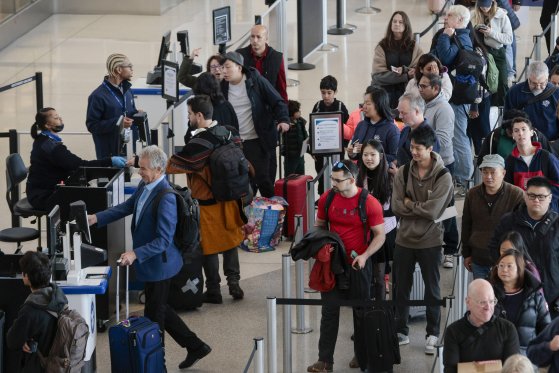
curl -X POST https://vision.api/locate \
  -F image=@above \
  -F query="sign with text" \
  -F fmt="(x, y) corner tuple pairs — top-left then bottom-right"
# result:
(213, 6), (231, 45)
(309, 112), (343, 155)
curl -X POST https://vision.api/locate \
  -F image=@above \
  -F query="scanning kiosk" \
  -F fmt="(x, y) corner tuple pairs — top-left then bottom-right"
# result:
(55, 202), (111, 373)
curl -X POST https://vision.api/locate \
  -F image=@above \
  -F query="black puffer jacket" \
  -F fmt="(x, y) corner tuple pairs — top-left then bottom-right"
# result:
(291, 229), (350, 290)
(493, 271), (551, 354)
(7, 283), (68, 373)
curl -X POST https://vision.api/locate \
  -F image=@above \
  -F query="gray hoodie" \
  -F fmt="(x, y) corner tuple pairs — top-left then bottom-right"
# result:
(423, 92), (455, 166)
(392, 152), (454, 248)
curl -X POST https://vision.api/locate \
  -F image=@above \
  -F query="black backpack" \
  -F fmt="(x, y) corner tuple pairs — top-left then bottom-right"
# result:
(152, 183), (201, 260)
(324, 188), (370, 244)
(206, 127), (252, 203)
(449, 36), (484, 105)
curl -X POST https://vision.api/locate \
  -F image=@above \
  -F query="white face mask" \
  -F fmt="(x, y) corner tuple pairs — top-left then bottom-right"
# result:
(532, 89), (544, 96)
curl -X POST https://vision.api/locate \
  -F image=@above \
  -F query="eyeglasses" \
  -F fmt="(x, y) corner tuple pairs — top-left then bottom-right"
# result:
(209, 64), (223, 71)
(330, 177), (351, 184)
(528, 78), (547, 89)
(497, 263), (516, 271)
(418, 83), (431, 90)
(472, 298), (498, 307)
(332, 161), (355, 179)
(526, 193), (551, 201)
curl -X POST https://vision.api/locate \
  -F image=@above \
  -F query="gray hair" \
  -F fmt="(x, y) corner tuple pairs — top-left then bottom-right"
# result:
(138, 145), (167, 172)
(501, 354), (535, 373)
(527, 61), (549, 80)
(448, 5), (471, 28)
(399, 92), (425, 114)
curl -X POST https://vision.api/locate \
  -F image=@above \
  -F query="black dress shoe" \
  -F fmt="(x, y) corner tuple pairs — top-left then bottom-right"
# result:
(229, 283), (244, 300)
(179, 343), (211, 369)
(202, 291), (223, 304)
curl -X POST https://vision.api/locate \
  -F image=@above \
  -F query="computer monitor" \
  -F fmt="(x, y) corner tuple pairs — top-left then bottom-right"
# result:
(156, 31), (171, 68)
(47, 205), (62, 258)
(133, 112), (150, 145)
(69, 201), (92, 244)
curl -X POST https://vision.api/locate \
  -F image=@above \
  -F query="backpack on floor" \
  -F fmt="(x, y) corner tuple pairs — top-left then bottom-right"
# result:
(38, 305), (89, 373)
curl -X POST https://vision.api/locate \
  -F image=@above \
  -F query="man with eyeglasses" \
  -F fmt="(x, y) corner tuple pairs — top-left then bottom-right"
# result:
(462, 154), (524, 280)
(86, 53), (139, 159)
(489, 176), (559, 319)
(505, 61), (559, 141)
(391, 125), (454, 354)
(443, 279), (519, 373)
(307, 160), (386, 372)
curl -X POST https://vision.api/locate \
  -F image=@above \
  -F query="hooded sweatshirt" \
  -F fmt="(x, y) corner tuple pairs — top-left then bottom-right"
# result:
(392, 152), (454, 248)
(424, 92), (455, 166)
(350, 117), (400, 164)
(7, 283), (68, 373)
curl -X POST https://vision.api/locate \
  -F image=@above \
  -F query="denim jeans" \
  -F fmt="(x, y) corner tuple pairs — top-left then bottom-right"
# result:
(451, 103), (473, 186)
(471, 262), (491, 280)
(393, 245), (442, 337)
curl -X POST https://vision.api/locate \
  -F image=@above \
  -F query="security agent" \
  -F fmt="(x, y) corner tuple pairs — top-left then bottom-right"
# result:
(88, 145), (211, 369)
(86, 53), (139, 159)
(26, 107), (127, 212)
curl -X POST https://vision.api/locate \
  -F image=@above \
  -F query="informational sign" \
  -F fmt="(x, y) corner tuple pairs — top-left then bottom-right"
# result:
(161, 60), (179, 102)
(213, 6), (231, 45)
(309, 112), (343, 155)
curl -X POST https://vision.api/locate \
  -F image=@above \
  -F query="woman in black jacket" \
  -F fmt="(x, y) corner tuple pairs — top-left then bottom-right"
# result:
(489, 249), (550, 355)
(356, 139), (395, 301)
(26, 107), (127, 212)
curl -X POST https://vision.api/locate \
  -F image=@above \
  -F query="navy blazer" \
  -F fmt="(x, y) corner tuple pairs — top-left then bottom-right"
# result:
(96, 177), (182, 282)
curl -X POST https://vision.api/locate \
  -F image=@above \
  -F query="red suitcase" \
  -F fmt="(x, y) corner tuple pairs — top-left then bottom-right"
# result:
(274, 174), (313, 238)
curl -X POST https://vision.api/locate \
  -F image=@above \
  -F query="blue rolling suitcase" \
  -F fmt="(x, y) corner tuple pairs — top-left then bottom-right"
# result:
(109, 264), (166, 373)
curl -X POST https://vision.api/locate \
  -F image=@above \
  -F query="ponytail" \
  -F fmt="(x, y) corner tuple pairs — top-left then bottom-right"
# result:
(31, 107), (55, 139)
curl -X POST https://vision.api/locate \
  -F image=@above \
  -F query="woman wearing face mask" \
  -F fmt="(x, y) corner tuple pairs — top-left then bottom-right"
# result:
(489, 249), (550, 355)
(26, 107), (128, 212)
(356, 139), (396, 301)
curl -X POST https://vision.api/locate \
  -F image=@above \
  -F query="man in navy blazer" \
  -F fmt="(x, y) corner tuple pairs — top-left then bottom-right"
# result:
(88, 145), (211, 369)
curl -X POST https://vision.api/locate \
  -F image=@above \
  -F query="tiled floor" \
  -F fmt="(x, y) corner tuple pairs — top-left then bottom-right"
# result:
(0, 0), (549, 371)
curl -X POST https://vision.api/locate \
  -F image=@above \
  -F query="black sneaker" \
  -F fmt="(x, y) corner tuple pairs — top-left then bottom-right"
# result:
(179, 343), (211, 369)
(202, 291), (223, 304)
(229, 283), (244, 300)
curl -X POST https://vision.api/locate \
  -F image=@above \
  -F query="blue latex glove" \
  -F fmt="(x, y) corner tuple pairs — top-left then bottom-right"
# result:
(111, 156), (127, 168)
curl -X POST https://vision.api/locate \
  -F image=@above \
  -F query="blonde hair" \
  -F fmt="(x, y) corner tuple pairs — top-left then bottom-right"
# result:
(447, 5), (471, 28)
(471, 0), (497, 27)
(501, 354), (535, 373)
(106, 53), (128, 78)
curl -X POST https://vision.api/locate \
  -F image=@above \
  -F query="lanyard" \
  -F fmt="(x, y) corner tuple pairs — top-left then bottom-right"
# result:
(103, 81), (127, 114)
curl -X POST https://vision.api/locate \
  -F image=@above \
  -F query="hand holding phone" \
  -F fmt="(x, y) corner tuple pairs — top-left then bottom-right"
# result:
(351, 250), (361, 270)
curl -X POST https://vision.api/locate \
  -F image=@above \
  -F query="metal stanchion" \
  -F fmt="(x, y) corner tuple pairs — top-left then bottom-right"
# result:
(305, 182), (318, 294)
(534, 35), (542, 62)
(254, 338), (264, 373)
(355, 0), (380, 14)
(267, 297), (277, 373)
(281, 254), (292, 373)
(320, 0), (338, 51)
(340, 0), (357, 30)
(438, 346), (444, 373)
(552, 14), (558, 58)
(328, 0), (353, 35)
(292, 215), (313, 334)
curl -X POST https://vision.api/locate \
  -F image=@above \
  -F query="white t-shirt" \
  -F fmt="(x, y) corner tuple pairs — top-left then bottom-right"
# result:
(520, 154), (534, 167)
(228, 76), (258, 140)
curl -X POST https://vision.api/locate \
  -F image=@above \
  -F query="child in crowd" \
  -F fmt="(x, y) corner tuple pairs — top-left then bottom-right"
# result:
(282, 100), (308, 175)
(311, 75), (350, 195)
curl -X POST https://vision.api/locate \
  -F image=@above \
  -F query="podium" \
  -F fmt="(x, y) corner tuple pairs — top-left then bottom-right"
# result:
(55, 167), (126, 330)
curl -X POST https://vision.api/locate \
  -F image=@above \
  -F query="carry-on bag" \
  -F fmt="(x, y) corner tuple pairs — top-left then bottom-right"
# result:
(109, 263), (166, 373)
(167, 252), (204, 310)
(274, 174), (312, 238)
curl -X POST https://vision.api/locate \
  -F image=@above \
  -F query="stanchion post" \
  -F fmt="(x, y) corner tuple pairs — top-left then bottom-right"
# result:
(320, 0), (338, 51)
(328, 0), (353, 35)
(254, 337), (264, 373)
(552, 14), (558, 58)
(35, 72), (43, 112)
(267, 297), (277, 373)
(534, 35), (542, 62)
(293, 215), (313, 334)
(305, 182), (318, 293)
(281, 254), (292, 373)
(340, 0), (357, 30)
(356, 0), (381, 14)
(438, 346), (444, 373)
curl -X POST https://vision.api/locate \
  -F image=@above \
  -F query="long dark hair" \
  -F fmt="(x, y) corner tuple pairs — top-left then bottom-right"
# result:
(498, 231), (535, 263)
(356, 139), (392, 204)
(414, 54), (444, 82)
(379, 11), (415, 51)
(365, 85), (393, 121)
(30, 107), (55, 139)
(193, 72), (225, 104)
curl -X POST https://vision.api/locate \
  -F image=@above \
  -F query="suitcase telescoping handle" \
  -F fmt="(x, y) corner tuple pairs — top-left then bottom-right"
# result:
(115, 259), (130, 323)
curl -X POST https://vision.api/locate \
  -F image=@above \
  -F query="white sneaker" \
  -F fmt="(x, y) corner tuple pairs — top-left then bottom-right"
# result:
(425, 335), (438, 355)
(398, 333), (410, 346)
(443, 255), (454, 268)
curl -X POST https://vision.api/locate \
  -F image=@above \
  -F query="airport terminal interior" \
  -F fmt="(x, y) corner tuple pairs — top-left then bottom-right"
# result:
(0, 0), (555, 372)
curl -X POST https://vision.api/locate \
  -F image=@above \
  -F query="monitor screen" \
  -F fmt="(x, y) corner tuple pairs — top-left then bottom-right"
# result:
(47, 205), (61, 258)
(133, 112), (150, 145)
(69, 201), (92, 244)
(156, 31), (171, 68)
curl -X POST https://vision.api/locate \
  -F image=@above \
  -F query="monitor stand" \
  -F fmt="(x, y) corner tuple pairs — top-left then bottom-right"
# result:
(146, 66), (162, 85)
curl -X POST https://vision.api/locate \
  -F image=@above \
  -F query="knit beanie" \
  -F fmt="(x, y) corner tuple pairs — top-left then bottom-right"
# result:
(106, 53), (128, 77)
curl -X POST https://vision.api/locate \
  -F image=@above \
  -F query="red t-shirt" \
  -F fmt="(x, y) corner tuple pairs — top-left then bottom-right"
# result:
(317, 188), (384, 258)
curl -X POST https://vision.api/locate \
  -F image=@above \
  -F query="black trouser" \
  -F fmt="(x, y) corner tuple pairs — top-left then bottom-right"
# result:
(144, 279), (204, 351)
(243, 139), (274, 198)
(393, 245), (442, 337)
(203, 247), (241, 293)
(318, 259), (372, 363)
(541, 0), (559, 53)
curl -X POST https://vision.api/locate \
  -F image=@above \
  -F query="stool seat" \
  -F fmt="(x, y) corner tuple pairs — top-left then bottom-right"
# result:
(0, 227), (40, 243)
(14, 198), (47, 218)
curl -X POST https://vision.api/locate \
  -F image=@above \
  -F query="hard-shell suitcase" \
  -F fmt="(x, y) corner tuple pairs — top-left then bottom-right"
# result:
(274, 174), (312, 238)
(109, 264), (166, 373)
(168, 253), (204, 310)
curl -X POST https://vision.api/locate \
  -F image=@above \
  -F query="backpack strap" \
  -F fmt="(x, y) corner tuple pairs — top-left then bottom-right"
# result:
(323, 189), (336, 229)
(357, 188), (370, 244)
(522, 85), (558, 108)
(151, 188), (179, 262)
